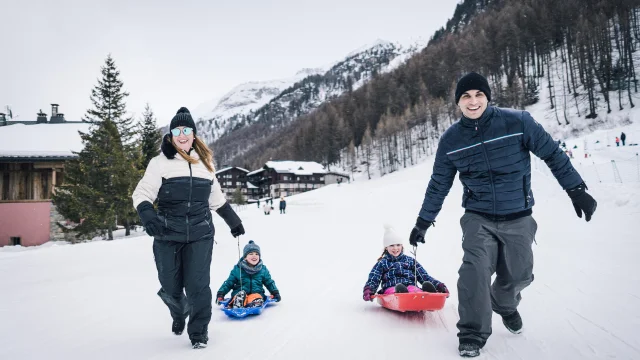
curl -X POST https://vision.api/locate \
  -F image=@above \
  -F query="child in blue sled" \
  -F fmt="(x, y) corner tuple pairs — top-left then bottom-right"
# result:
(216, 240), (281, 308)
(362, 225), (449, 301)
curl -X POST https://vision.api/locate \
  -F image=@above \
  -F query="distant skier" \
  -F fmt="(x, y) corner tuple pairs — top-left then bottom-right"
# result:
(132, 107), (245, 349)
(216, 240), (281, 308)
(279, 196), (287, 214)
(362, 225), (448, 302)
(408, 73), (597, 357)
(621, 132), (626, 146)
(263, 202), (271, 215)
(616, 137), (620, 147)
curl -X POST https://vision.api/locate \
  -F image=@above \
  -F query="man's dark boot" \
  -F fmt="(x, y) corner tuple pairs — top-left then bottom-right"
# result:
(502, 310), (523, 334)
(172, 318), (185, 336)
(458, 342), (480, 357)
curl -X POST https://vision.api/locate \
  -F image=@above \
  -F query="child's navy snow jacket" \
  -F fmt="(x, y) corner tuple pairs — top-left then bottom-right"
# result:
(364, 252), (441, 292)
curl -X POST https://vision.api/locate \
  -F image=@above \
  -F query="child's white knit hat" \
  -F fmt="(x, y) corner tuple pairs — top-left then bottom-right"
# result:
(383, 224), (403, 248)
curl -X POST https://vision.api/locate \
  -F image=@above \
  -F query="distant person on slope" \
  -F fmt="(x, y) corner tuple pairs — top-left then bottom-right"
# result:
(279, 196), (287, 214)
(362, 225), (448, 301)
(616, 137), (620, 147)
(132, 107), (245, 349)
(408, 72), (597, 358)
(621, 132), (626, 146)
(216, 240), (281, 308)
(263, 202), (271, 215)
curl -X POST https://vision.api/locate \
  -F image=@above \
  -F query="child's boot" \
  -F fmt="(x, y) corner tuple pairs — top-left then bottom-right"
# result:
(421, 281), (437, 293)
(394, 284), (409, 293)
(246, 298), (264, 308)
(232, 291), (246, 308)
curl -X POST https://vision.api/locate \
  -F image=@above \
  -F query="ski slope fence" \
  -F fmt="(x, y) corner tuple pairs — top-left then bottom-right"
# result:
(533, 153), (640, 184)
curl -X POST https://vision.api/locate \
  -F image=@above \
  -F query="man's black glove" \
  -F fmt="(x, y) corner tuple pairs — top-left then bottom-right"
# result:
(409, 217), (433, 246)
(230, 223), (245, 237)
(566, 182), (597, 222)
(216, 202), (244, 237)
(136, 201), (164, 237)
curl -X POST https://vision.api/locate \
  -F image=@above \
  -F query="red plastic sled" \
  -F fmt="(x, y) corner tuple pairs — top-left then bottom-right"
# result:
(372, 292), (448, 312)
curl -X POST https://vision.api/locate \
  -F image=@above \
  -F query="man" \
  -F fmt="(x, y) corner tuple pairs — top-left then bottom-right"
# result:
(408, 72), (597, 357)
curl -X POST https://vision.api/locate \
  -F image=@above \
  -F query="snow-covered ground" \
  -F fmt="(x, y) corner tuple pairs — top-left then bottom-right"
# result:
(1, 125), (639, 359)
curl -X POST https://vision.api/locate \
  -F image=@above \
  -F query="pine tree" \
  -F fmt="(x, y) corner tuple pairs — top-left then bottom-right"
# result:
(232, 187), (244, 205)
(53, 119), (125, 240)
(86, 55), (135, 144)
(53, 55), (138, 240)
(139, 103), (162, 169)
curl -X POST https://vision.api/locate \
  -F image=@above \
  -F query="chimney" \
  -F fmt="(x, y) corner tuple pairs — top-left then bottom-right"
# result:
(37, 109), (48, 123)
(0, 113), (6, 126)
(49, 104), (66, 123)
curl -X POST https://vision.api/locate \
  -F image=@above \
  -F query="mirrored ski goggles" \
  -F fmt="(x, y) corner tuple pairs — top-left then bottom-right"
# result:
(171, 127), (193, 137)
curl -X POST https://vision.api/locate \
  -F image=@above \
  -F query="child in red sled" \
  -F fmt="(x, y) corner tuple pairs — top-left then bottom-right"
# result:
(363, 225), (448, 301)
(216, 240), (280, 308)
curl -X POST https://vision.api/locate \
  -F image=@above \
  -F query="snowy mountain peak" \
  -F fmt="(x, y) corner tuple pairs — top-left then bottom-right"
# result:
(191, 39), (426, 148)
(295, 68), (325, 77)
(345, 39), (397, 59)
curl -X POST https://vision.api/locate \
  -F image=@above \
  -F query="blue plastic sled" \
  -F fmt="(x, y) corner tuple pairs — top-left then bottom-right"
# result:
(219, 297), (276, 318)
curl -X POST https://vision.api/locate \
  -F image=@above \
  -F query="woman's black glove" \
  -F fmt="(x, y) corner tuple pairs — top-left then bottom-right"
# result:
(216, 202), (244, 237)
(136, 201), (164, 237)
(230, 223), (245, 237)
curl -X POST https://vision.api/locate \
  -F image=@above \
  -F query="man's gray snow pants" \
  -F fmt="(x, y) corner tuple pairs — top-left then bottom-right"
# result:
(153, 239), (213, 341)
(456, 212), (537, 345)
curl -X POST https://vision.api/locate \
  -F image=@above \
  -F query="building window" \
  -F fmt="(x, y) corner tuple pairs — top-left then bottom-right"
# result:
(319, 177), (324, 181)
(10, 237), (21, 246)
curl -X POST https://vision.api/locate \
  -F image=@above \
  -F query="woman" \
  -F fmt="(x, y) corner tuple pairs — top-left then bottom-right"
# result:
(132, 107), (245, 349)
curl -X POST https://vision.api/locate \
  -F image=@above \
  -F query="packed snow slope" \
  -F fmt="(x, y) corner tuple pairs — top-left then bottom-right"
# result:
(1, 137), (639, 359)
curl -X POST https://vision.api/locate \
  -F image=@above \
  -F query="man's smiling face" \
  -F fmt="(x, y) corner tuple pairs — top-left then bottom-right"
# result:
(458, 89), (488, 119)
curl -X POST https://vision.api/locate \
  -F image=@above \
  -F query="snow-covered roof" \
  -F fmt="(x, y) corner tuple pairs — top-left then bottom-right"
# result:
(326, 170), (350, 178)
(0, 123), (92, 158)
(264, 161), (326, 176)
(215, 166), (249, 175)
(247, 168), (265, 176)
(246, 182), (258, 189)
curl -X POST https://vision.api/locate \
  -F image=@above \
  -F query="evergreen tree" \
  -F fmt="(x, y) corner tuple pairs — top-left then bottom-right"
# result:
(86, 55), (135, 144)
(53, 119), (127, 240)
(139, 103), (162, 169)
(232, 187), (245, 205)
(53, 55), (138, 240)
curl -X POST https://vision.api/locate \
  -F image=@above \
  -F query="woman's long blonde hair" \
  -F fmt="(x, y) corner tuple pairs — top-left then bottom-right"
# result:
(172, 136), (215, 173)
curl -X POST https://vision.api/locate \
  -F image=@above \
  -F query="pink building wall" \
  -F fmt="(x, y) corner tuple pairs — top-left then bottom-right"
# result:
(0, 202), (51, 247)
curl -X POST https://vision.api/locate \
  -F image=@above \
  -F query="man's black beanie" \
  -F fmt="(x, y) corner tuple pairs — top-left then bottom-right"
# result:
(455, 72), (491, 104)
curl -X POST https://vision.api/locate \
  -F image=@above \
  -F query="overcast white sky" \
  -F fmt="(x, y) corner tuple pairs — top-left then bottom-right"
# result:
(1, 0), (458, 126)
